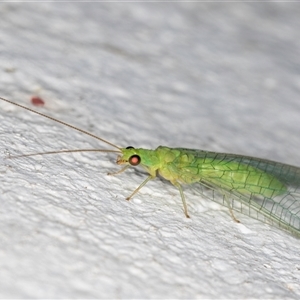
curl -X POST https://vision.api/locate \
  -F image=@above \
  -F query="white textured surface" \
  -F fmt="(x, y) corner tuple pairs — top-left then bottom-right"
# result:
(1, 3), (300, 299)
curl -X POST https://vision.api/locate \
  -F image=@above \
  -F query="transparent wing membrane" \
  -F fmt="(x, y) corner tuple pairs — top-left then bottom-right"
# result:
(177, 150), (300, 237)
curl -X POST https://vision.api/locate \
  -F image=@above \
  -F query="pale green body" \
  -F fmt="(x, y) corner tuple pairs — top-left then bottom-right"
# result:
(120, 146), (286, 196)
(119, 146), (300, 236)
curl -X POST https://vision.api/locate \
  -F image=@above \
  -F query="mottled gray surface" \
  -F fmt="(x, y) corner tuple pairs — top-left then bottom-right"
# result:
(1, 2), (300, 299)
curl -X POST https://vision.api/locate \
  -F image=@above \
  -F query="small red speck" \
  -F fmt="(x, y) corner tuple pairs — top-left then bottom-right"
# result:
(31, 96), (45, 106)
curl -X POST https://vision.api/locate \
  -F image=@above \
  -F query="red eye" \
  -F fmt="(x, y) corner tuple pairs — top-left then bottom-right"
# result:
(129, 155), (140, 166)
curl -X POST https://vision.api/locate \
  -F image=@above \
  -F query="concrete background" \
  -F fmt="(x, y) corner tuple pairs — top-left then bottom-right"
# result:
(0, 2), (300, 299)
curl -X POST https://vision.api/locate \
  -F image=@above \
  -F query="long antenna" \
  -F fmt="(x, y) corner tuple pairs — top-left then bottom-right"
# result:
(0, 96), (121, 151)
(8, 149), (121, 159)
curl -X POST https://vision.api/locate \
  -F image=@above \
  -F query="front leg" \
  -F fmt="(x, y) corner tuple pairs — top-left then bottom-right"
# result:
(107, 165), (130, 176)
(126, 174), (155, 200)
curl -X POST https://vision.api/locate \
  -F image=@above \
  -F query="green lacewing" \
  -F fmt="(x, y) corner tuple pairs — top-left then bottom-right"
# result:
(1, 96), (300, 237)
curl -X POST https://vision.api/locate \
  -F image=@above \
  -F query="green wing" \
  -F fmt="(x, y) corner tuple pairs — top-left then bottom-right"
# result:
(172, 148), (300, 236)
